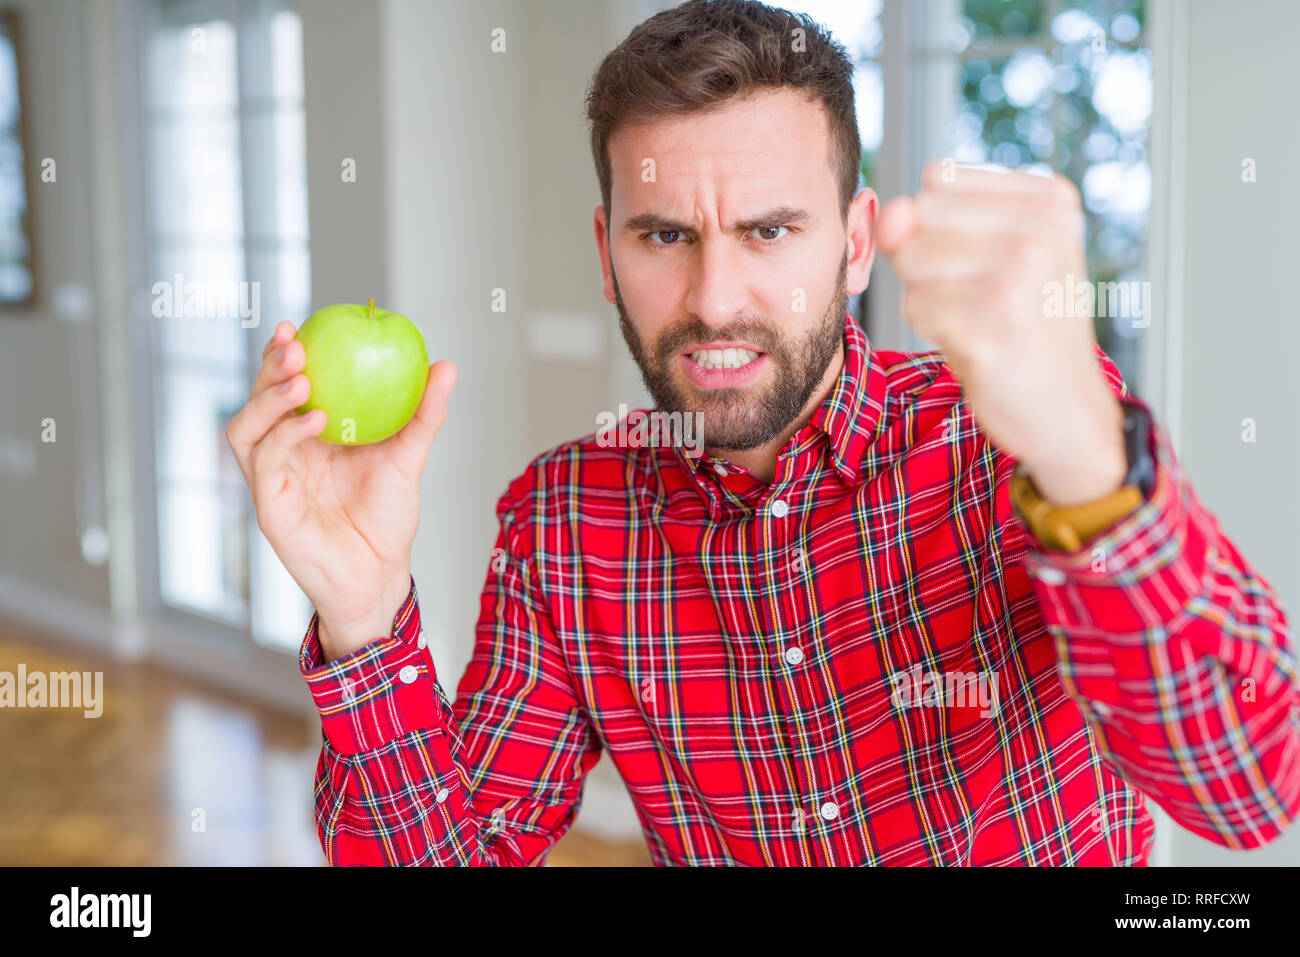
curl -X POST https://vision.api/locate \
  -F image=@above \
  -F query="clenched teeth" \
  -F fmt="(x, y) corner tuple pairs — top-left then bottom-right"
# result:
(688, 348), (760, 370)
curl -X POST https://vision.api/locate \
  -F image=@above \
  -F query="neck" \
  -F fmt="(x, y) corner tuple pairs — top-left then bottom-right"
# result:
(712, 340), (845, 484)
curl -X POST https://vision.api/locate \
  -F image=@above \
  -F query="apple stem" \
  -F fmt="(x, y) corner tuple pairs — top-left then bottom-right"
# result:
(367, 297), (375, 319)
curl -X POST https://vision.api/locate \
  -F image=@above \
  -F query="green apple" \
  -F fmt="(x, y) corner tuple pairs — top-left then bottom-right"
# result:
(294, 299), (429, 445)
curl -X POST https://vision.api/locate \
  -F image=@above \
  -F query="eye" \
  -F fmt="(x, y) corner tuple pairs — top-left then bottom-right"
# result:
(750, 225), (789, 243)
(646, 230), (686, 247)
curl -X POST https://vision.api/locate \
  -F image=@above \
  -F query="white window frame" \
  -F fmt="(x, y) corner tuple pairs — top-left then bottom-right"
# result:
(104, 0), (315, 711)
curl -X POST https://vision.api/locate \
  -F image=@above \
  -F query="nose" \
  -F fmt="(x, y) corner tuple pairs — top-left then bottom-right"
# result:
(681, 232), (750, 332)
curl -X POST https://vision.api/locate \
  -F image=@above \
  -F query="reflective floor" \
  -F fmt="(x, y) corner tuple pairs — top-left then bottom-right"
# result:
(0, 618), (651, 866)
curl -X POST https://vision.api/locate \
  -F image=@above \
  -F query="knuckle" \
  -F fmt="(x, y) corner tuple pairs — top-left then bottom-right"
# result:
(266, 378), (296, 410)
(261, 361), (282, 388)
(1050, 173), (1081, 210)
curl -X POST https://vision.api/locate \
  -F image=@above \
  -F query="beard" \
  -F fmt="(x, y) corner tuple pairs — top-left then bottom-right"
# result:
(612, 250), (848, 452)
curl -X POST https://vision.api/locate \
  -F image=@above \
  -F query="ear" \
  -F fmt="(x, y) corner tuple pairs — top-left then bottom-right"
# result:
(846, 188), (878, 296)
(594, 203), (616, 306)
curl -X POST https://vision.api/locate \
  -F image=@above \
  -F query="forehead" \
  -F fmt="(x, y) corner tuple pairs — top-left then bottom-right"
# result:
(607, 88), (836, 211)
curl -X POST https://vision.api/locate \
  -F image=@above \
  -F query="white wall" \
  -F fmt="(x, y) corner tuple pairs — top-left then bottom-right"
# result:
(1155, 0), (1300, 866)
(0, 0), (113, 614)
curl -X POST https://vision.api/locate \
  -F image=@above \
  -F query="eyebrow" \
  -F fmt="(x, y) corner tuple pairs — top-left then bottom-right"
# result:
(621, 205), (816, 234)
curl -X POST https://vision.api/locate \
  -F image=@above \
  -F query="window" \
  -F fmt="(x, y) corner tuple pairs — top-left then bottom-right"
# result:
(780, 1), (1152, 388)
(951, 0), (1150, 388)
(144, 0), (311, 650)
(0, 10), (33, 305)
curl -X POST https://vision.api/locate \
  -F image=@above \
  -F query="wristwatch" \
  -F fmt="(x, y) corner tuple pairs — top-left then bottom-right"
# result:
(1010, 401), (1156, 552)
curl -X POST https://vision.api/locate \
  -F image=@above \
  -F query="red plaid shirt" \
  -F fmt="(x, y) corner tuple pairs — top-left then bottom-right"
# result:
(299, 313), (1300, 865)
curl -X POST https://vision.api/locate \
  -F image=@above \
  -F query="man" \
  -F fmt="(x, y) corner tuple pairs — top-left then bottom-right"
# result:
(226, 0), (1299, 865)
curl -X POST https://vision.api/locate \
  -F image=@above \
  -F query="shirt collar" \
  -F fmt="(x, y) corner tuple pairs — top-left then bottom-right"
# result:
(807, 311), (886, 485)
(670, 312), (888, 503)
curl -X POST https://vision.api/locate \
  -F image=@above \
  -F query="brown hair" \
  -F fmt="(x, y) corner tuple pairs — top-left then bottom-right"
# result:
(584, 0), (862, 227)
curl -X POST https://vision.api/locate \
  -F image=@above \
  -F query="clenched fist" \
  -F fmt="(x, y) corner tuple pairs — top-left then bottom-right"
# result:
(876, 161), (1125, 507)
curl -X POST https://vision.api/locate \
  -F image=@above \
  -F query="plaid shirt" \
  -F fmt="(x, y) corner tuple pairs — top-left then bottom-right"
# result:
(299, 313), (1300, 865)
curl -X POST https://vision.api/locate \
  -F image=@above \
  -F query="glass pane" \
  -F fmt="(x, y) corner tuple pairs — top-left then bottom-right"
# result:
(250, 528), (312, 652)
(955, 55), (1056, 166)
(152, 245), (250, 367)
(1064, 0), (1145, 35)
(954, 2), (1149, 387)
(156, 368), (248, 485)
(961, 0), (1047, 48)
(270, 8), (304, 101)
(0, 15), (33, 303)
(158, 481), (248, 621)
(149, 16), (238, 113)
(275, 243), (311, 321)
(761, 0), (884, 184)
(148, 2), (312, 645)
(149, 116), (244, 245)
(274, 109), (310, 242)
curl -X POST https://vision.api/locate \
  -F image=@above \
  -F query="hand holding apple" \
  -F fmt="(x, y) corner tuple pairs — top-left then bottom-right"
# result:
(225, 314), (456, 662)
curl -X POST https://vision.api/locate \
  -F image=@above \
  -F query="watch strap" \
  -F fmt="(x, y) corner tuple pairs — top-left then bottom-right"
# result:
(1010, 465), (1146, 552)
(1121, 399), (1157, 498)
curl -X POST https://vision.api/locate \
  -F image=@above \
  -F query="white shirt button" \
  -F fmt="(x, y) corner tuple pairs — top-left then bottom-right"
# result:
(792, 814), (806, 835)
(417, 630), (427, 650)
(1092, 701), (1113, 718)
(398, 665), (418, 684)
(770, 499), (789, 518)
(784, 646), (804, 666)
(820, 801), (839, 821)
(713, 462), (728, 476)
(436, 787), (450, 804)
(1032, 566), (1067, 586)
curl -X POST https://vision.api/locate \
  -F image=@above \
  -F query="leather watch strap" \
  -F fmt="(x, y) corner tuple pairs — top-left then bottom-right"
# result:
(1010, 465), (1145, 552)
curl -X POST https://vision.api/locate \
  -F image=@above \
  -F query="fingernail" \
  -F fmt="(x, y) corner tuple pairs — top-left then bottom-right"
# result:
(273, 348), (285, 364)
(279, 378), (294, 392)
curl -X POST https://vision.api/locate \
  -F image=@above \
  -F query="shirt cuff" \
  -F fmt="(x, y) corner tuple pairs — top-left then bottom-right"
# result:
(298, 574), (445, 755)
(1021, 396), (1210, 636)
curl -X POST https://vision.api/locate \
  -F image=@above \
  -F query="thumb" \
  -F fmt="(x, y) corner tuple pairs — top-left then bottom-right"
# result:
(874, 195), (918, 259)
(390, 360), (457, 466)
